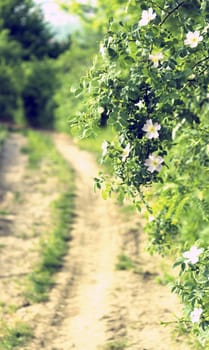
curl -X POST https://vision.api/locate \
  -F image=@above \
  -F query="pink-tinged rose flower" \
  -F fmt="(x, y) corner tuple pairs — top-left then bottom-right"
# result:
(139, 8), (156, 26)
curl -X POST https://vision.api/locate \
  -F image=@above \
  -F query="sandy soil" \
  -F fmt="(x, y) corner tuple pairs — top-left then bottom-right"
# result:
(0, 132), (192, 350)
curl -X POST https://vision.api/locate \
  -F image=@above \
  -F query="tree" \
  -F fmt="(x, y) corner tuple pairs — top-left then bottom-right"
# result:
(0, 30), (24, 123)
(0, 0), (71, 127)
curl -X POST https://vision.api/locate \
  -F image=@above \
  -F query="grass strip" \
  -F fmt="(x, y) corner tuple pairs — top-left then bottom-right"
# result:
(25, 190), (76, 302)
(22, 130), (76, 302)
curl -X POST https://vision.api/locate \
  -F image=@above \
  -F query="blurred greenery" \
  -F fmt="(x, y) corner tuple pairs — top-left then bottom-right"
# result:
(54, 36), (98, 131)
(0, 0), (71, 60)
(0, 0), (70, 129)
(55, 0), (129, 133)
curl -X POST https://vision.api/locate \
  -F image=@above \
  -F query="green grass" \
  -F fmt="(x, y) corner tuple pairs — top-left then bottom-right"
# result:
(103, 339), (128, 350)
(25, 191), (76, 302)
(0, 210), (10, 216)
(0, 322), (33, 350)
(23, 130), (76, 302)
(116, 253), (135, 271)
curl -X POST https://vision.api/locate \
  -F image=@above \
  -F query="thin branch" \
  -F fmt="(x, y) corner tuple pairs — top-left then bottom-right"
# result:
(192, 56), (209, 69)
(160, 1), (185, 26)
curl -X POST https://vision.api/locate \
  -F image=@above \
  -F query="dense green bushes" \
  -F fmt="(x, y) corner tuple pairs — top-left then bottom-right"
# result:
(75, 0), (209, 346)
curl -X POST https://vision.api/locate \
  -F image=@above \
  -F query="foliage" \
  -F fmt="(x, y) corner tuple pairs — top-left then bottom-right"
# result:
(172, 247), (209, 347)
(55, 0), (128, 131)
(74, 0), (209, 345)
(0, 31), (24, 123)
(55, 38), (97, 131)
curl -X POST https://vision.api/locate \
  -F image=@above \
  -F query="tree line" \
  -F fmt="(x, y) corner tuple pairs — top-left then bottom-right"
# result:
(0, 0), (71, 128)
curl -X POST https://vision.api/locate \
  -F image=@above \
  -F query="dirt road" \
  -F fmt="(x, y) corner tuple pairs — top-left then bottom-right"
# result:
(0, 133), (191, 350)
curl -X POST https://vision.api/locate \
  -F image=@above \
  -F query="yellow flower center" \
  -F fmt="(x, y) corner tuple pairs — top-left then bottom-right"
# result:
(148, 125), (155, 132)
(152, 160), (159, 166)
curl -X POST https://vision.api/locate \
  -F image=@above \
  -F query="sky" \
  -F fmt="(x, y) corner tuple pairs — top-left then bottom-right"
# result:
(34, 0), (80, 36)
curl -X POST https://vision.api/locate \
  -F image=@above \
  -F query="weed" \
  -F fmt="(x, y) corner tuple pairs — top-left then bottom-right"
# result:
(103, 339), (128, 350)
(116, 253), (135, 271)
(24, 270), (55, 302)
(0, 322), (33, 350)
(0, 210), (10, 216)
(0, 301), (6, 308)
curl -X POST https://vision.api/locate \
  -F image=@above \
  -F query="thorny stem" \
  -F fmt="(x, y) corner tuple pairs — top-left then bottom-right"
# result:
(180, 58), (209, 92)
(160, 1), (185, 26)
(192, 56), (209, 69)
(161, 320), (190, 325)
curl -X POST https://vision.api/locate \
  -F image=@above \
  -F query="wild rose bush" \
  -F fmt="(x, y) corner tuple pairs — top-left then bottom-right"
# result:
(72, 0), (209, 345)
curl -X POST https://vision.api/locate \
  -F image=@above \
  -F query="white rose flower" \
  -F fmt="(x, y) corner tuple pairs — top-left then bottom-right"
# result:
(184, 31), (203, 48)
(142, 119), (161, 139)
(101, 140), (108, 157)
